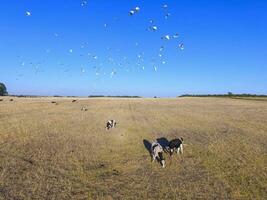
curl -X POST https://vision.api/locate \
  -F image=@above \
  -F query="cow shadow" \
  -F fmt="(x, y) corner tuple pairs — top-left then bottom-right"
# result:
(143, 139), (151, 156)
(156, 137), (169, 150)
(143, 138), (170, 153)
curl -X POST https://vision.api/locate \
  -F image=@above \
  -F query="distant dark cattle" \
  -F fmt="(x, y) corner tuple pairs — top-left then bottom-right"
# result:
(10, 99), (13, 101)
(0, 99), (3, 101)
(72, 100), (77, 102)
(51, 101), (58, 105)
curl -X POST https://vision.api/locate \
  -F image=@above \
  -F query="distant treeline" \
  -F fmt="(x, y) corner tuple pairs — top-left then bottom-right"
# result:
(10, 95), (44, 98)
(179, 93), (267, 98)
(88, 95), (141, 98)
(9, 95), (78, 98)
(6, 95), (142, 98)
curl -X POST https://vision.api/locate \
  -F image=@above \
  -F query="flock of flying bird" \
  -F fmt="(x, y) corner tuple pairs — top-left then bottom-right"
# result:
(17, 1), (185, 81)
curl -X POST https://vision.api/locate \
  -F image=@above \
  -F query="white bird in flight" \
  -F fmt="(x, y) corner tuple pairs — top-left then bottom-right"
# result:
(162, 35), (171, 40)
(25, 11), (31, 16)
(129, 6), (140, 16)
(179, 43), (185, 50)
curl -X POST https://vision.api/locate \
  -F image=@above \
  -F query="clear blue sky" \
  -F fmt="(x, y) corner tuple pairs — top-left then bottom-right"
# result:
(0, 0), (266, 97)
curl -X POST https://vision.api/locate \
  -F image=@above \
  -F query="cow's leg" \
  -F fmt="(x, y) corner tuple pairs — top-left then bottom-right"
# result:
(170, 149), (174, 157)
(180, 144), (183, 154)
(152, 154), (156, 162)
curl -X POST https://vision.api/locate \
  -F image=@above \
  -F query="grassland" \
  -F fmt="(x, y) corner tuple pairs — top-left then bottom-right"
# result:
(0, 97), (266, 199)
(229, 96), (267, 102)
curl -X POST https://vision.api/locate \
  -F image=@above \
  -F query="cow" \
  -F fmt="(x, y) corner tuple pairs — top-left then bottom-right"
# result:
(168, 138), (184, 157)
(151, 141), (166, 168)
(81, 106), (88, 111)
(106, 120), (117, 130)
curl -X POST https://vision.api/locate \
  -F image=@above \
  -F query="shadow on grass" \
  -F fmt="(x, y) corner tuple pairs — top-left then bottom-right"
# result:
(143, 137), (170, 155)
(143, 139), (151, 155)
(156, 137), (169, 150)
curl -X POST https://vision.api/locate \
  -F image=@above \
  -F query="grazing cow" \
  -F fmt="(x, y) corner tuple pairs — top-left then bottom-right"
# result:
(51, 101), (58, 105)
(81, 106), (88, 111)
(72, 100), (77, 102)
(106, 120), (116, 130)
(151, 141), (166, 168)
(0, 99), (3, 101)
(10, 99), (13, 101)
(168, 138), (184, 156)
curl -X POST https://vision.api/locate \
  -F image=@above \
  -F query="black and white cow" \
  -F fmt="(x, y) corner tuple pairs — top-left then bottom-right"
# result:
(106, 120), (117, 130)
(168, 138), (184, 156)
(151, 141), (166, 168)
(81, 106), (88, 111)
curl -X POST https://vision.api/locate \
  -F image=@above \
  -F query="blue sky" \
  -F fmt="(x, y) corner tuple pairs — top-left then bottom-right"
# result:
(0, 0), (266, 97)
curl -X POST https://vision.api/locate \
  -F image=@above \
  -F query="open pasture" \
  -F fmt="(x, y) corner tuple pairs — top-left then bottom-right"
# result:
(0, 97), (266, 199)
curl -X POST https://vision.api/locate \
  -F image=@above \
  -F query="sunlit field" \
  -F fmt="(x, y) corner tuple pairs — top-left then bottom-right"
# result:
(0, 97), (266, 199)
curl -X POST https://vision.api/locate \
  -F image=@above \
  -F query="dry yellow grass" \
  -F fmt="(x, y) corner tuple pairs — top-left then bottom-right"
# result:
(0, 97), (266, 199)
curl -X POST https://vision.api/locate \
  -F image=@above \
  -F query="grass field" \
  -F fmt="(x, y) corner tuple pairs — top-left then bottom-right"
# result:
(0, 97), (266, 199)
(229, 96), (267, 102)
